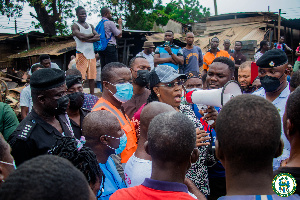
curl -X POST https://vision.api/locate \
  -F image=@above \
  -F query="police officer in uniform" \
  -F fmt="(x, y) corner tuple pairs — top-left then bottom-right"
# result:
(252, 49), (290, 170)
(9, 68), (74, 166)
(66, 74), (90, 139)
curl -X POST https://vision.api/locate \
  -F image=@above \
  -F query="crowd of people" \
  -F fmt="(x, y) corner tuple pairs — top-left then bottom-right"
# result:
(0, 5), (300, 200)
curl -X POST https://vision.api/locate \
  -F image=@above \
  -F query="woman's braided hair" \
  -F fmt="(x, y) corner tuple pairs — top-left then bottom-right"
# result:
(49, 136), (103, 186)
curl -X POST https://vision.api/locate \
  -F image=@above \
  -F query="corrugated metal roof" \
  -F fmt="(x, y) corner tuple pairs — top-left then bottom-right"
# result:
(8, 41), (76, 58)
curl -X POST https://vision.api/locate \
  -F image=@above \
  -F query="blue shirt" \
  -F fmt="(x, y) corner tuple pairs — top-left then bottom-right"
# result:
(252, 83), (290, 170)
(98, 156), (127, 200)
(181, 46), (203, 74)
(155, 44), (183, 71)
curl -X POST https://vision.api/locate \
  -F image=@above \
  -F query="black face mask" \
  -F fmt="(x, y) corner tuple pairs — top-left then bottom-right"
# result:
(135, 70), (150, 87)
(260, 74), (284, 93)
(55, 95), (69, 115)
(68, 92), (84, 110)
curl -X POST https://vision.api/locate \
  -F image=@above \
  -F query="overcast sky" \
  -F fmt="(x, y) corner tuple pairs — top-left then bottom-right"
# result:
(161, 0), (300, 19)
(0, 0), (299, 34)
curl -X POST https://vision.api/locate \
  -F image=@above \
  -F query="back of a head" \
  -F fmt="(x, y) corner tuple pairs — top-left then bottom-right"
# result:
(290, 70), (300, 91)
(216, 95), (281, 171)
(39, 54), (50, 63)
(212, 56), (235, 76)
(101, 62), (128, 82)
(101, 7), (109, 17)
(0, 155), (92, 200)
(83, 110), (120, 142)
(286, 86), (300, 132)
(147, 111), (196, 163)
(140, 102), (175, 137)
(66, 68), (82, 77)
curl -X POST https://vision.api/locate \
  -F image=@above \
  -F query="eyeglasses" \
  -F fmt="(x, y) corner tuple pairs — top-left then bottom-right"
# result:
(158, 80), (184, 88)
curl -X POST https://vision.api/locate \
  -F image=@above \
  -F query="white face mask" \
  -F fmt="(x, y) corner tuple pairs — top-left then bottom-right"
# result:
(0, 160), (17, 170)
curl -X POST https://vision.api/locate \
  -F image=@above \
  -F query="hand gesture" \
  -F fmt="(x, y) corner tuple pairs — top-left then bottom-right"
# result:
(118, 18), (122, 25)
(202, 106), (218, 128)
(196, 128), (210, 147)
(164, 46), (172, 54)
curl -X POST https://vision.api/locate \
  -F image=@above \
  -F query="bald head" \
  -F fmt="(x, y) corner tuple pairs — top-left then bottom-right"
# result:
(140, 102), (175, 139)
(82, 110), (120, 141)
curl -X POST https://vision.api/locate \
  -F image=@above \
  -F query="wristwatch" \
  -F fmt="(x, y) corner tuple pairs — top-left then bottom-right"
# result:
(169, 52), (174, 55)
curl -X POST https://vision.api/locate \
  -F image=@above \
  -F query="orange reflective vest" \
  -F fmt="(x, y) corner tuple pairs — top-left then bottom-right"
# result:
(92, 98), (137, 163)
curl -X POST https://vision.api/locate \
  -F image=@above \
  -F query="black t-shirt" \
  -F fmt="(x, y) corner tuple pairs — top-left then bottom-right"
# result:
(274, 167), (300, 195)
(69, 108), (90, 139)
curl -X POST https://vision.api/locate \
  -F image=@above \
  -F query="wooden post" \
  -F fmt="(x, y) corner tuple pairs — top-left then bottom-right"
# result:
(278, 9), (281, 42)
(214, 0), (218, 15)
(15, 20), (17, 34)
(26, 34), (30, 50)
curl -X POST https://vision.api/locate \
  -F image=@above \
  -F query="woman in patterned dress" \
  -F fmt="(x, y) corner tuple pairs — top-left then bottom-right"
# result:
(132, 65), (216, 196)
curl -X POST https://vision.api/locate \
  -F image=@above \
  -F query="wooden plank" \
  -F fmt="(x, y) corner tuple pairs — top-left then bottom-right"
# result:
(204, 23), (265, 35)
(205, 22), (264, 33)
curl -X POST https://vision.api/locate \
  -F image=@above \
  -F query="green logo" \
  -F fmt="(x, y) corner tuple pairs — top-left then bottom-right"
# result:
(272, 173), (297, 197)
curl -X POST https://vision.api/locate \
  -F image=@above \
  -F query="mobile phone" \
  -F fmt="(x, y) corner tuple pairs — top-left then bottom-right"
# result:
(164, 41), (170, 46)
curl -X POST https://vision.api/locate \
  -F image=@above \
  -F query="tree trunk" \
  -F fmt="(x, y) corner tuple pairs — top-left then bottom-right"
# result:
(33, 3), (59, 35)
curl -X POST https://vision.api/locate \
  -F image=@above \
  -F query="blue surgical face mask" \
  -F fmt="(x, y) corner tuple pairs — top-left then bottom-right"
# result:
(104, 134), (127, 155)
(0, 160), (17, 170)
(108, 82), (133, 103)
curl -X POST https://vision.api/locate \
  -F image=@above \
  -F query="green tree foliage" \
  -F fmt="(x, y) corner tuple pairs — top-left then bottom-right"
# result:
(155, 0), (210, 26)
(98, 0), (157, 31)
(1, 0), (75, 35)
(0, 0), (210, 34)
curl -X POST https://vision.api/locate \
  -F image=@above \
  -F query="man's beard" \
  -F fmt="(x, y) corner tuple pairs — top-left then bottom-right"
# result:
(241, 84), (254, 93)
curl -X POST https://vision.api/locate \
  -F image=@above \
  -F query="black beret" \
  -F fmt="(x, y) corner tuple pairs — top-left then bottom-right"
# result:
(66, 75), (82, 89)
(30, 68), (66, 91)
(256, 49), (288, 68)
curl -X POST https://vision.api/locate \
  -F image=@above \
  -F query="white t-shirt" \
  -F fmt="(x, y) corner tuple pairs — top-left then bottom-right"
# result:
(28, 62), (60, 75)
(20, 85), (33, 112)
(136, 51), (155, 70)
(124, 153), (152, 187)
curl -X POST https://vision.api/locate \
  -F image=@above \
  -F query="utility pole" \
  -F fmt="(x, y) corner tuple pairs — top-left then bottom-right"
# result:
(278, 9), (281, 43)
(214, 0), (218, 15)
(15, 20), (17, 34)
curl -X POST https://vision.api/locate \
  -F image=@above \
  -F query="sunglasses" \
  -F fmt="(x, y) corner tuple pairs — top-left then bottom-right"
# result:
(158, 80), (184, 88)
